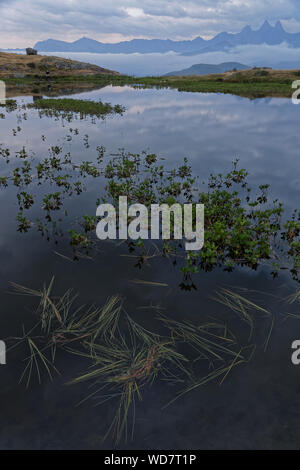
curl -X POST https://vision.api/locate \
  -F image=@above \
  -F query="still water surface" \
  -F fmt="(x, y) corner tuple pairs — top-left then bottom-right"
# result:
(0, 86), (299, 449)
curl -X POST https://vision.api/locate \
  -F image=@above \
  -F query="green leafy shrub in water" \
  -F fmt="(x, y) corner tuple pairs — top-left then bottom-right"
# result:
(27, 98), (125, 119)
(0, 141), (299, 281)
(98, 153), (299, 281)
(0, 99), (17, 112)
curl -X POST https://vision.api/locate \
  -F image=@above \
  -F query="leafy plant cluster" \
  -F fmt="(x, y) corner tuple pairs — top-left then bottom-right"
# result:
(0, 139), (299, 281)
(27, 98), (125, 120)
(86, 152), (300, 281)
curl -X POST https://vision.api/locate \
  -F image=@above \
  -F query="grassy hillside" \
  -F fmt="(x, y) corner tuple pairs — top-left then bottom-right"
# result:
(0, 52), (119, 78)
(164, 61), (249, 76)
(132, 68), (298, 97)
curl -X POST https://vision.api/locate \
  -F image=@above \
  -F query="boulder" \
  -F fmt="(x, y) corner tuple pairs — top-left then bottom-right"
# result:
(26, 48), (38, 56)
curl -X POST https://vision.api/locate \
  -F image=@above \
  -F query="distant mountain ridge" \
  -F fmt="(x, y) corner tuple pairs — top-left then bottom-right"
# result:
(164, 62), (249, 76)
(34, 36), (206, 54)
(34, 21), (300, 55)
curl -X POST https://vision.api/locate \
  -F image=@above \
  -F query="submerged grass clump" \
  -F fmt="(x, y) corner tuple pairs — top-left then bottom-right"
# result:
(8, 278), (300, 443)
(287, 289), (300, 304)
(27, 98), (125, 118)
(9, 278), (269, 443)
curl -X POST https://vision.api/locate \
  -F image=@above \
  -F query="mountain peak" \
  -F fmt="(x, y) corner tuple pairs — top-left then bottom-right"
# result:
(242, 25), (252, 33)
(76, 37), (92, 42)
(275, 20), (284, 32)
(260, 20), (273, 31)
(34, 19), (298, 55)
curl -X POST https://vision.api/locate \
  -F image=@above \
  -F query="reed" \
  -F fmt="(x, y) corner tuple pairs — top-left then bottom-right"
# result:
(10, 278), (295, 443)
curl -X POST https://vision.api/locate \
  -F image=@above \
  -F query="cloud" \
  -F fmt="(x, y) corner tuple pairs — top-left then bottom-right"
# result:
(1, 0), (300, 48)
(48, 42), (300, 76)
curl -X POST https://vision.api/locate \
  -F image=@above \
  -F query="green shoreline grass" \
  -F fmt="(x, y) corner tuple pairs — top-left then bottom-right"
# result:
(27, 98), (125, 117)
(2, 71), (296, 98)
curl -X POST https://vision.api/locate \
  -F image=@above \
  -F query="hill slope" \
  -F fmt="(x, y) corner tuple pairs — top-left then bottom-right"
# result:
(164, 62), (249, 76)
(0, 52), (118, 77)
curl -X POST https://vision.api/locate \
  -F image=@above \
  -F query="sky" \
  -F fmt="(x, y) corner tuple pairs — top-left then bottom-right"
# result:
(1, 0), (300, 49)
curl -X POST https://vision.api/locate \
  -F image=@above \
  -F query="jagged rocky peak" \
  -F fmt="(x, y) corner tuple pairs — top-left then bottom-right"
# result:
(275, 20), (284, 31)
(241, 25), (252, 33)
(260, 20), (273, 30)
(34, 19), (296, 55)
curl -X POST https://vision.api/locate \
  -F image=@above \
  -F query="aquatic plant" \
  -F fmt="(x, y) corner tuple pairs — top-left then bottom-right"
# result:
(2, 71), (295, 98)
(0, 99), (18, 112)
(8, 278), (262, 443)
(0, 139), (299, 281)
(8, 277), (300, 443)
(27, 98), (125, 119)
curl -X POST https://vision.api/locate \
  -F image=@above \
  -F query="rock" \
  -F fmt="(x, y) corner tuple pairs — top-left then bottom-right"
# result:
(26, 48), (38, 56)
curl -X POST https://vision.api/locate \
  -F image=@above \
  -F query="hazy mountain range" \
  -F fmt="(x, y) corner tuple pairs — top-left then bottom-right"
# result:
(164, 62), (249, 76)
(33, 21), (300, 55)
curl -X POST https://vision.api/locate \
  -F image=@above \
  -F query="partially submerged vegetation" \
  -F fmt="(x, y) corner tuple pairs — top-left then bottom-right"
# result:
(0, 132), (298, 282)
(0, 96), (125, 124)
(0, 96), (299, 282)
(27, 98), (125, 118)
(9, 278), (294, 443)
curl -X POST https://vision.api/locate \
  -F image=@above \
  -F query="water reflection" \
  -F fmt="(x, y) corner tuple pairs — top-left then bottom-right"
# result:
(0, 86), (299, 449)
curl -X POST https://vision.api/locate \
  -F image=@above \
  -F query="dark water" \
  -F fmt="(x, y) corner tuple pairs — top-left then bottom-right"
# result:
(0, 86), (299, 449)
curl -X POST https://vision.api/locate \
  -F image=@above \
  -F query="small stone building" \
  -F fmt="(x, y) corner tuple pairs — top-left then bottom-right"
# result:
(26, 48), (37, 56)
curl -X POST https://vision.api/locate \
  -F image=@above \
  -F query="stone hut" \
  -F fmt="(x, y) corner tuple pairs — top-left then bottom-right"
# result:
(26, 48), (38, 56)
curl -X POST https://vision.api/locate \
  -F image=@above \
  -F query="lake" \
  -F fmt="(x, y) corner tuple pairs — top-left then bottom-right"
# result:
(0, 85), (299, 449)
